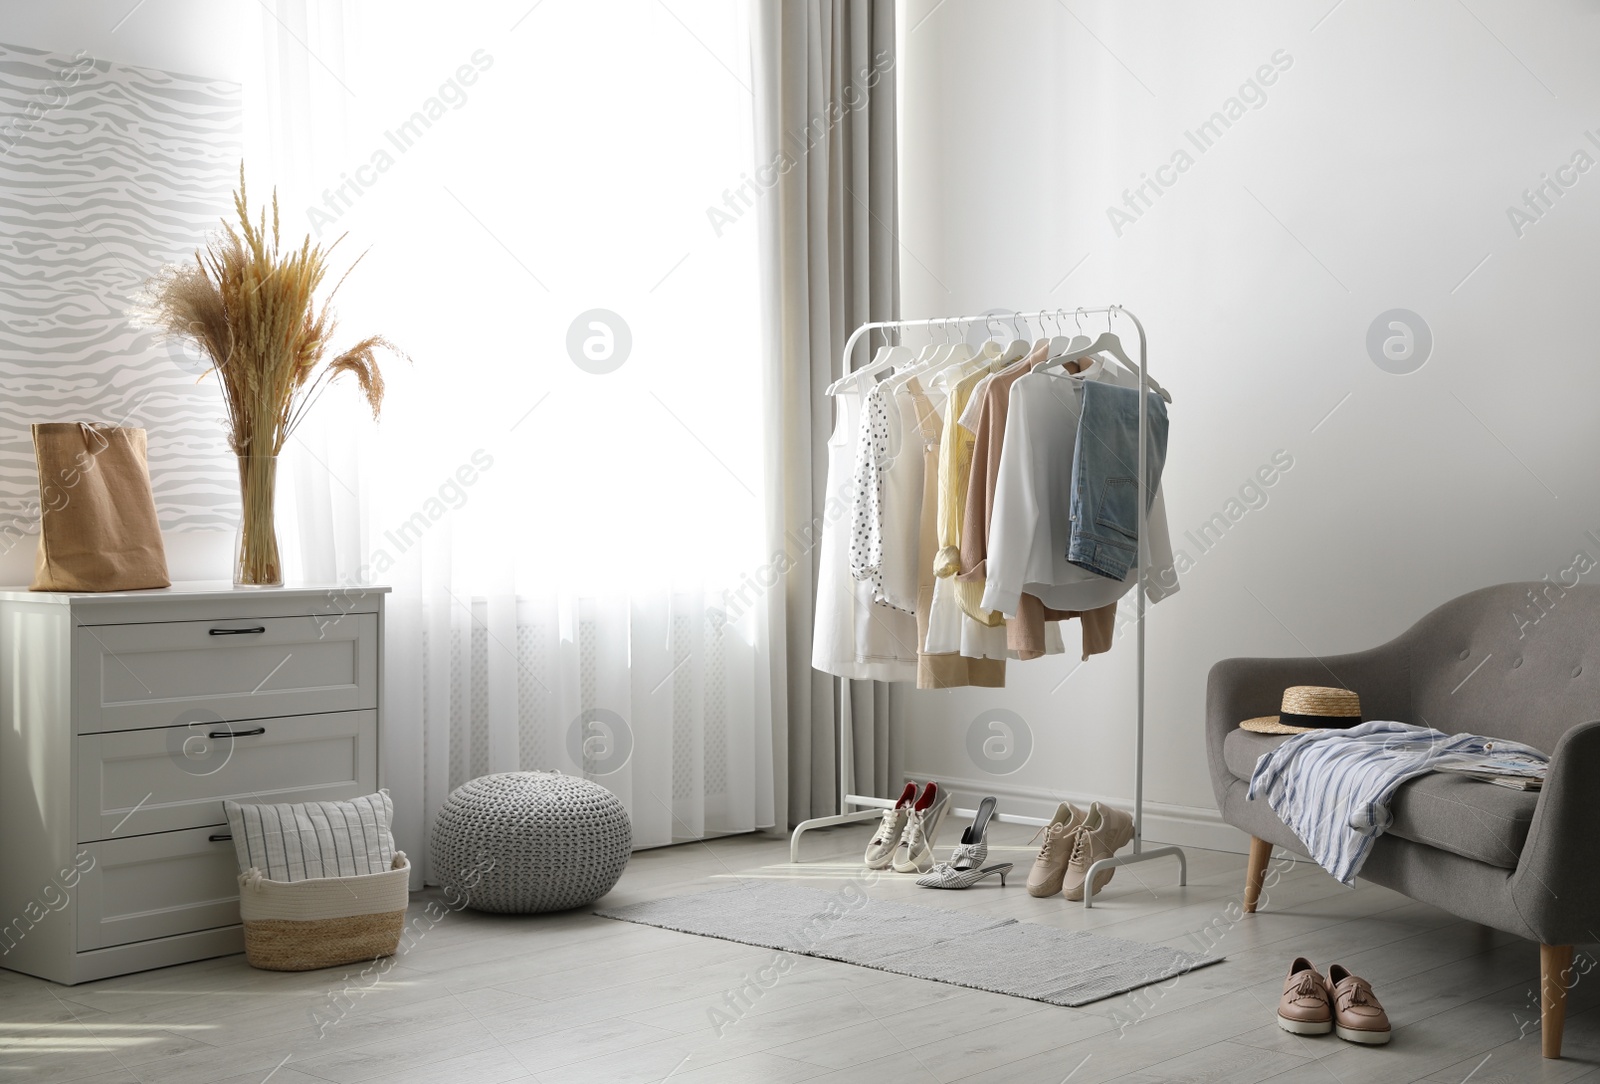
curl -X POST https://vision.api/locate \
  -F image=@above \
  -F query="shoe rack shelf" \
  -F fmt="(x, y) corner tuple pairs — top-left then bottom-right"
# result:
(792, 306), (1187, 908)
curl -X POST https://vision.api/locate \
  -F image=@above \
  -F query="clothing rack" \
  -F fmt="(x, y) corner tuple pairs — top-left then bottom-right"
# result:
(789, 305), (1187, 908)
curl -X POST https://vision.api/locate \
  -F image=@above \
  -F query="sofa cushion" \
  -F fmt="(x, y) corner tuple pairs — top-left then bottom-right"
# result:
(1386, 774), (1538, 870)
(1219, 726), (1538, 870)
(1223, 727), (1288, 781)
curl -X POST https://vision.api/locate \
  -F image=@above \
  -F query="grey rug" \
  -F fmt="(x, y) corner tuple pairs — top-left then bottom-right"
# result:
(595, 881), (1223, 1007)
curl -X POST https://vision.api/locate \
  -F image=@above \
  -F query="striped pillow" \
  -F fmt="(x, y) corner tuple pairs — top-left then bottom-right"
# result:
(224, 792), (396, 882)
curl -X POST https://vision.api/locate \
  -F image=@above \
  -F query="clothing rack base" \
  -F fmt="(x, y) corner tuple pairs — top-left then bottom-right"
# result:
(790, 306), (1188, 909)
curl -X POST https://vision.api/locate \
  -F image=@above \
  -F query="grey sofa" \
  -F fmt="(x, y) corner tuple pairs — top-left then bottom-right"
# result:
(1206, 582), (1599, 1058)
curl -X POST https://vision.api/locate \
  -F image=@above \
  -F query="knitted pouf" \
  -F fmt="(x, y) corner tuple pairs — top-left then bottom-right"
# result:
(430, 771), (632, 913)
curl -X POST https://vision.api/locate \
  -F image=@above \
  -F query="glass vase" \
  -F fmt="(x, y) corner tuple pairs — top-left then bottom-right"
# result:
(234, 455), (283, 587)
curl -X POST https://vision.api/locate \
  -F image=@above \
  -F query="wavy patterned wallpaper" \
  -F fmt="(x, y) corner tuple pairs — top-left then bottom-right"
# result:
(0, 41), (241, 538)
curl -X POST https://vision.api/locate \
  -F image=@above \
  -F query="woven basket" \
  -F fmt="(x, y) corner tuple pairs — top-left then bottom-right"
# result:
(238, 853), (410, 971)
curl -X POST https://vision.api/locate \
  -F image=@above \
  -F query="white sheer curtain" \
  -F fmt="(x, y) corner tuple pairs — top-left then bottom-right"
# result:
(249, 0), (778, 880)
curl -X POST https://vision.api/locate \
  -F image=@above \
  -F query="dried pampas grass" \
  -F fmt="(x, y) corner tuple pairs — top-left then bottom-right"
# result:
(137, 163), (406, 458)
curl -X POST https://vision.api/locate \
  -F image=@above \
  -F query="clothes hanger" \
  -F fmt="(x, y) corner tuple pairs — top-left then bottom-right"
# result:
(884, 322), (972, 437)
(890, 337), (940, 393)
(1079, 307), (1135, 373)
(969, 312), (1029, 369)
(1027, 309), (1057, 371)
(1083, 307), (1173, 402)
(954, 314), (1007, 374)
(1034, 307), (1095, 372)
(891, 320), (962, 391)
(979, 312), (1003, 350)
(1048, 307), (1088, 358)
(964, 335), (1008, 377)
(948, 319), (1028, 432)
(921, 317), (966, 372)
(825, 327), (914, 395)
(915, 319), (951, 377)
(1045, 306), (1172, 402)
(1040, 308), (1065, 356)
(876, 322), (970, 427)
(1031, 308), (1061, 358)
(921, 320), (959, 392)
(916, 315), (1025, 401)
(825, 335), (888, 395)
(911, 321), (943, 366)
(1003, 311), (1032, 361)
(928, 317), (980, 381)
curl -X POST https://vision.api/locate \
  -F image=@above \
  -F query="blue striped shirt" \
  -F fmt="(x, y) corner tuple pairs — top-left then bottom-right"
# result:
(1247, 720), (1547, 884)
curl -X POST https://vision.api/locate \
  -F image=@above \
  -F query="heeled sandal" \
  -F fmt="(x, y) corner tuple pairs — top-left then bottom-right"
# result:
(915, 796), (1012, 889)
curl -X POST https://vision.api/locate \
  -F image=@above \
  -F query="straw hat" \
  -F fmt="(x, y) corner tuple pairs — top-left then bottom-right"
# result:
(1239, 686), (1362, 735)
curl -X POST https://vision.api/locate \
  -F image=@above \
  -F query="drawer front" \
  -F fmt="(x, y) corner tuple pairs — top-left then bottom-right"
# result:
(75, 613), (377, 734)
(76, 827), (242, 951)
(77, 710), (378, 842)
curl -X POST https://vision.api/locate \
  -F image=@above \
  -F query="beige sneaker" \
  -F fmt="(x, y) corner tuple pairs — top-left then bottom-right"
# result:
(1096, 802), (1135, 853)
(1026, 802), (1086, 897)
(1061, 802), (1136, 901)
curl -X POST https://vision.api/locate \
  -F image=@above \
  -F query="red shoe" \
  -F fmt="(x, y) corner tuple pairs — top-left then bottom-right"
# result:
(892, 782), (949, 873)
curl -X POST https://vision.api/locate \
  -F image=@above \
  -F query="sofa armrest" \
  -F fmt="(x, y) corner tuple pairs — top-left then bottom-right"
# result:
(1204, 646), (1412, 814)
(1510, 719), (1600, 945)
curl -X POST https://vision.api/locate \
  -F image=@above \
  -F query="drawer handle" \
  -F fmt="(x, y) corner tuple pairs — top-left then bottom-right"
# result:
(208, 726), (267, 739)
(209, 626), (267, 636)
(209, 833), (233, 842)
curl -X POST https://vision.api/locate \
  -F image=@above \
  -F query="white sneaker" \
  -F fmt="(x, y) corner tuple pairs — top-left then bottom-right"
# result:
(892, 783), (949, 874)
(864, 783), (917, 869)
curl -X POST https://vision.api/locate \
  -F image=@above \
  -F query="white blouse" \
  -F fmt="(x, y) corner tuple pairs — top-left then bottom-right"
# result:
(813, 385), (916, 680)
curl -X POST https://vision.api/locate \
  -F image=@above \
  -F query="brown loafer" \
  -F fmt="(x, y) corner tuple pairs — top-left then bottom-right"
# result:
(1327, 964), (1392, 1045)
(1277, 957), (1333, 1035)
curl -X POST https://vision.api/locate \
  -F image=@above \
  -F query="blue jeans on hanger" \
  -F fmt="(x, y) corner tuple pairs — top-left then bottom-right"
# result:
(1068, 380), (1170, 581)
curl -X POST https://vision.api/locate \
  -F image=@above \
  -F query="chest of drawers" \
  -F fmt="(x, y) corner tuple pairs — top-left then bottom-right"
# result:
(0, 582), (387, 984)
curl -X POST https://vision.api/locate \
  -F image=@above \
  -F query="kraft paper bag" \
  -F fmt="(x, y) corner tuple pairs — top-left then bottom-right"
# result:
(31, 423), (171, 592)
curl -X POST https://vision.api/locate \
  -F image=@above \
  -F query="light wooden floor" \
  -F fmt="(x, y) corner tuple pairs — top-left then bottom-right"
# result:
(5, 822), (1597, 1084)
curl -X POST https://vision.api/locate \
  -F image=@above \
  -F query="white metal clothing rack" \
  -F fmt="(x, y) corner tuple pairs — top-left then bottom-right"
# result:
(789, 305), (1186, 908)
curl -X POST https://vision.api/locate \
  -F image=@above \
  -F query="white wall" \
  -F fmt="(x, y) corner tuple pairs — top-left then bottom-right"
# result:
(897, 0), (1600, 850)
(0, 0), (247, 586)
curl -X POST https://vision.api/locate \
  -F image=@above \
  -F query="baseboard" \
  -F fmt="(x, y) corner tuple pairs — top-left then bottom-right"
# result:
(902, 769), (1253, 855)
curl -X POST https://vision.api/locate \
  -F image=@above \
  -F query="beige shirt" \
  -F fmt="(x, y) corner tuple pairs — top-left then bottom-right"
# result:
(956, 352), (1039, 625)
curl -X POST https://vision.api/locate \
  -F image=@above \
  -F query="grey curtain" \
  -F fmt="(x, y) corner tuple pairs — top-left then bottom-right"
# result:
(752, 0), (902, 828)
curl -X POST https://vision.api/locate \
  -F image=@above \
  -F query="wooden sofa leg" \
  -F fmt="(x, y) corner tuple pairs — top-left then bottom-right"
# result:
(1542, 944), (1574, 1058)
(1243, 837), (1272, 913)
